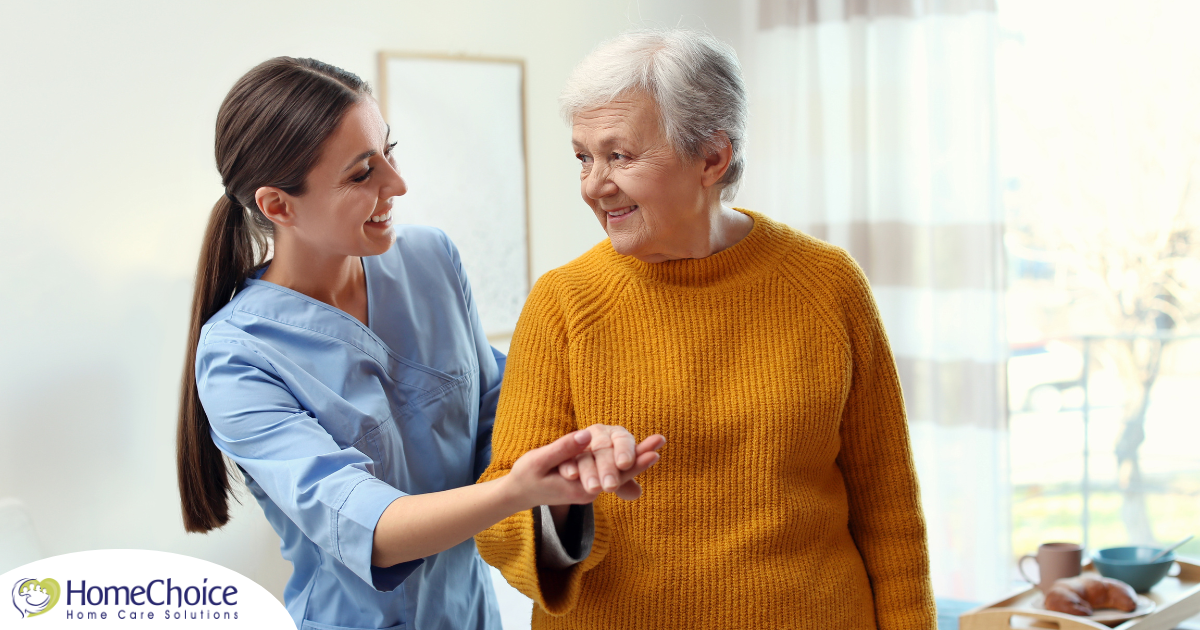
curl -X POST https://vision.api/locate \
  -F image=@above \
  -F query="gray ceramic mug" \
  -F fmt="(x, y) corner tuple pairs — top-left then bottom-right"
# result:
(1019, 542), (1084, 593)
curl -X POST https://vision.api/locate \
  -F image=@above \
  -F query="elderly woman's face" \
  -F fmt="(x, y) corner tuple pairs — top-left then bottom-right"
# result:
(572, 93), (711, 263)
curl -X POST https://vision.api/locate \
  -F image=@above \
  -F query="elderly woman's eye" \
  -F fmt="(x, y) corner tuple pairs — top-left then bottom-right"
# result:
(576, 153), (592, 164)
(611, 152), (628, 161)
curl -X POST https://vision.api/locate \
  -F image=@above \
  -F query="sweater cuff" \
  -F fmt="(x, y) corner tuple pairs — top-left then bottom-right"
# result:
(534, 504), (594, 569)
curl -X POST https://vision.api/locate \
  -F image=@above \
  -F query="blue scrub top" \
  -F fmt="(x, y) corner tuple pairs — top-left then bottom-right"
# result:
(196, 226), (504, 630)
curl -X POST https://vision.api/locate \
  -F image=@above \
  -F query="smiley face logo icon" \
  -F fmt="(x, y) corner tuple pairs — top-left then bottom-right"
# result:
(12, 578), (60, 619)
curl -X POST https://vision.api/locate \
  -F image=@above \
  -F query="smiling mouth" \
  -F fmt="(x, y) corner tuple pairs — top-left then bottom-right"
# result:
(606, 205), (638, 218)
(367, 209), (392, 223)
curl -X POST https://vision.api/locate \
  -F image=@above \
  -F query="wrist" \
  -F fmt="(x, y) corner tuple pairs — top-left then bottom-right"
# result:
(493, 472), (531, 515)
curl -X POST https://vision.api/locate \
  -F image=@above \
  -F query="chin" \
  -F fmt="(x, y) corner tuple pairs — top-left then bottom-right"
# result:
(365, 232), (396, 256)
(607, 234), (646, 259)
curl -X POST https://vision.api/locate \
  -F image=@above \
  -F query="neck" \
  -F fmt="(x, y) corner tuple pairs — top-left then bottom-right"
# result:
(261, 234), (367, 321)
(637, 203), (754, 263)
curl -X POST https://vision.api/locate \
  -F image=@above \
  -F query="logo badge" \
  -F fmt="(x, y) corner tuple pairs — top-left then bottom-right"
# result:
(12, 578), (60, 619)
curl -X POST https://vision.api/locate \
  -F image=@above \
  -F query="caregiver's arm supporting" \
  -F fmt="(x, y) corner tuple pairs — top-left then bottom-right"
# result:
(371, 431), (660, 568)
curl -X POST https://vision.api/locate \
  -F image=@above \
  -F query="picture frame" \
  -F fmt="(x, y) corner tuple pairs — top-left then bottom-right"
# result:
(377, 52), (532, 340)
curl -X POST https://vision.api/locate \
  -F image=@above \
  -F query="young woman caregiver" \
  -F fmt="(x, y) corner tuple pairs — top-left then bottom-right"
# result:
(175, 57), (664, 630)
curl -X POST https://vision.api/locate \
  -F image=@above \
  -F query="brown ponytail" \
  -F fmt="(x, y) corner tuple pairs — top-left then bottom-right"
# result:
(177, 57), (370, 532)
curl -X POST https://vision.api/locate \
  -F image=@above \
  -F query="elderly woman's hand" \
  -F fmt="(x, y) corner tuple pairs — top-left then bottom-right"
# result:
(549, 427), (665, 532)
(558, 425), (666, 496)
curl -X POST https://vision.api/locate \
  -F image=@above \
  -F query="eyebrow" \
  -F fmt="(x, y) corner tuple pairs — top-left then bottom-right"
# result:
(342, 125), (392, 172)
(572, 134), (621, 151)
(342, 149), (377, 173)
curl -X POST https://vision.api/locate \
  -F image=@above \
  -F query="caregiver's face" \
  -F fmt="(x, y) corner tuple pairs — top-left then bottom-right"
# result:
(287, 98), (407, 257)
(572, 92), (708, 263)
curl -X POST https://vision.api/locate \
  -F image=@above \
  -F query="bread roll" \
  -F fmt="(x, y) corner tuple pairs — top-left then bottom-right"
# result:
(1044, 576), (1137, 616)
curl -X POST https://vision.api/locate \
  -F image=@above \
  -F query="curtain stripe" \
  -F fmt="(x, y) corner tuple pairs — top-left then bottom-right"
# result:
(872, 287), (1005, 363)
(895, 357), (1006, 428)
(805, 222), (1003, 290)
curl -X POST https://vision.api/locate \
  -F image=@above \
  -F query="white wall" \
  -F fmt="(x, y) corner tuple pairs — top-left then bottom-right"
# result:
(0, 0), (745, 601)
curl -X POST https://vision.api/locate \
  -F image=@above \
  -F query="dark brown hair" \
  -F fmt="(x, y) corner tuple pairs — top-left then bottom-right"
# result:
(178, 57), (370, 532)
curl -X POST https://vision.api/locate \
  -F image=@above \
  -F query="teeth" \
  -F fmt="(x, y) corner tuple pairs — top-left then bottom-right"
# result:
(608, 205), (637, 217)
(370, 210), (391, 223)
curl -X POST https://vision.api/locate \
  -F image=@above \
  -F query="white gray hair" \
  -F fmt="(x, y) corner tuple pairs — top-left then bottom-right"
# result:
(560, 29), (748, 202)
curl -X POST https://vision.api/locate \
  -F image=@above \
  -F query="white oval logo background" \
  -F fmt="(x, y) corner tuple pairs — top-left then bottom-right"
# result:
(1, 549), (293, 628)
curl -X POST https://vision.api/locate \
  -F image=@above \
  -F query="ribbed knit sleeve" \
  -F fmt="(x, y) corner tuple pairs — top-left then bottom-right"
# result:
(828, 251), (937, 630)
(474, 272), (611, 616)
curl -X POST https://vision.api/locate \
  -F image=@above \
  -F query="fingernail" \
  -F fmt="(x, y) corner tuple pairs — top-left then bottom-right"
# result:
(617, 455), (631, 467)
(574, 431), (590, 445)
(603, 475), (616, 489)
(586, 478), (600, 492)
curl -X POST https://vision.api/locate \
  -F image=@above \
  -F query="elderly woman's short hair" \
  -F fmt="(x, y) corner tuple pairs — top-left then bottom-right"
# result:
(561, 29), (748, 202)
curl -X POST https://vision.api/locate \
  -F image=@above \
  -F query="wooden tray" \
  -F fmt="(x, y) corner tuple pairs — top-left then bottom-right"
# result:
(960, 558), (1200, 630)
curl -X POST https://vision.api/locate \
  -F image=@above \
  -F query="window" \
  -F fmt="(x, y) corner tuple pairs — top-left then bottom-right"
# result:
(999, 0), (1200, 565)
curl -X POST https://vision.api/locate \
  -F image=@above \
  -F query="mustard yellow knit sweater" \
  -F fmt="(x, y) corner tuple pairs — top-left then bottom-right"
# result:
(476, 210), (935, 629)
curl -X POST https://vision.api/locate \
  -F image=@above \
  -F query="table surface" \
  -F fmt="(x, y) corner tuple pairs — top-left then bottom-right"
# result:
(938, 600), (1200, 630)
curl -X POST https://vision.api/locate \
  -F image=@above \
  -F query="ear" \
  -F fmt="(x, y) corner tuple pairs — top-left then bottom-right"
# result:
(700, 132), (733, 189)
(254, 186), (296, 227)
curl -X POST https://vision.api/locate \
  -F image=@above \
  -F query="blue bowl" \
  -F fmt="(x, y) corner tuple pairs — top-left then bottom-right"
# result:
(1093, 546), (1176, 593)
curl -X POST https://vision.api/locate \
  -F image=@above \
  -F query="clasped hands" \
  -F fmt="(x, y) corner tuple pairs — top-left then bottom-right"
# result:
(560, 425), (666, 500)
(507, 425), (666, 517)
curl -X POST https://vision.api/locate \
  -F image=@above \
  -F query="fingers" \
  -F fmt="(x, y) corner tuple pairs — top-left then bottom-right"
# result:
(608, 450), (661, 501)
(582, 425), (643, 489)
(528, 430), (592, 473)
(614, 479), (642, 501)
(592, 446), (621, 492)
(611, 427), (637, 470)
(635, 434), (666, 455)
(557, 458), (579, 480)
(574, 451), (600, 493)
(579, 427), (616, 490)
(624, 450), (661, 480)
(550, 428), (665, 497)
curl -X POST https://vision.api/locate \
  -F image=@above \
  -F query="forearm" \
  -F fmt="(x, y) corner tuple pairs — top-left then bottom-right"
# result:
(371, 477), (526, 567)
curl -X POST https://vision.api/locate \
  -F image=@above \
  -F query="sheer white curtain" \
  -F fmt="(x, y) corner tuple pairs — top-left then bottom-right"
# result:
(739, 0), (1010, 600)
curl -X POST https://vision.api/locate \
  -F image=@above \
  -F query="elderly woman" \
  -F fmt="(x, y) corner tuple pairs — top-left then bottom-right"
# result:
(476, 29), (935, 629)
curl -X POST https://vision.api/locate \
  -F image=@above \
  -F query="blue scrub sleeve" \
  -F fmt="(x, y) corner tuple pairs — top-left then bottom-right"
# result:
(197, 340), (420, 590)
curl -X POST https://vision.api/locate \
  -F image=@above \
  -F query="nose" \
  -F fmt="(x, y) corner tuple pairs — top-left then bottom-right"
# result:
(381, 157), (408, 198)
(582, 162), (617, 201)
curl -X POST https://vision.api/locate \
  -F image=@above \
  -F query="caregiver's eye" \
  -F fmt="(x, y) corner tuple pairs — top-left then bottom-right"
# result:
(351, 167), (372, 183)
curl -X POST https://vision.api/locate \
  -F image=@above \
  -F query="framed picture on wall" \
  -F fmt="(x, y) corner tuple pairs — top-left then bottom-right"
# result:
(378, 52), (531, 340)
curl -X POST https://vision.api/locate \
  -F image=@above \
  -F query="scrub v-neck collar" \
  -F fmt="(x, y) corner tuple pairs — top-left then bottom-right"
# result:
(244, 257), (392, 355)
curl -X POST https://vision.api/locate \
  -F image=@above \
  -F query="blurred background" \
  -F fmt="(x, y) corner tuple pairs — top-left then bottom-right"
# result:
(1, 0), (1198, 627)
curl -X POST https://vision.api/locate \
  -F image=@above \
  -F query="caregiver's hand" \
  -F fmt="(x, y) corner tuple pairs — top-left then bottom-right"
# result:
(504, 430), (607, 508)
